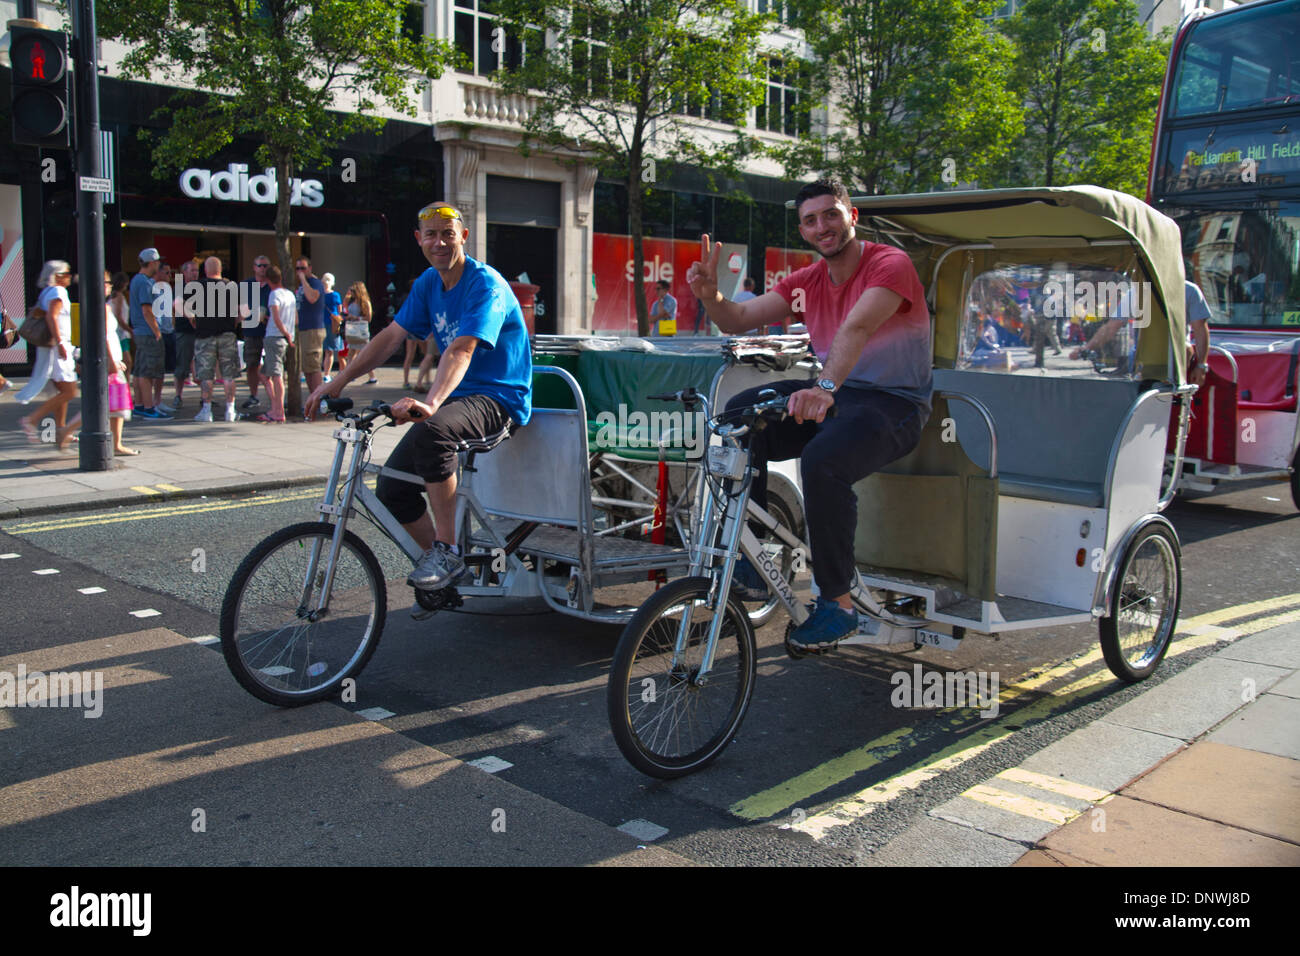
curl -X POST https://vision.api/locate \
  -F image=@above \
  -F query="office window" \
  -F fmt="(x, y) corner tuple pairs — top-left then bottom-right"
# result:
(755, 57), (810, 136)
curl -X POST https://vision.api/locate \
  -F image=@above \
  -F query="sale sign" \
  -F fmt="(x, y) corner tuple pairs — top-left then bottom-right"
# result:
(592, 233), (747, 333)
(764, 246), (817, 293)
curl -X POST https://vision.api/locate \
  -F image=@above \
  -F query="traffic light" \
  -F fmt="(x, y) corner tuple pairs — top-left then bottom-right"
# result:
(8, 23), (72, 149)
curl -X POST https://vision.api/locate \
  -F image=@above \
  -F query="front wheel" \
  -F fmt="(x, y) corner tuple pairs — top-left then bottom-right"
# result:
(607, 576), (757, 778)
(1289, 447), (1299, 511)
(220, 521), (387, 706)
(1099, 523), (1181, 682)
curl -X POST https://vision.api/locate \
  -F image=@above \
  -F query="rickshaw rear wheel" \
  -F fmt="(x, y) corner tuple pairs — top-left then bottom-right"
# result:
(1099, 523), (1181, 683)
(607, 576), (757, 778)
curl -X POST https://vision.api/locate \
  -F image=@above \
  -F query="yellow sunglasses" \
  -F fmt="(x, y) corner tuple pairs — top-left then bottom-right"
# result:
(418, 205), (462, 222)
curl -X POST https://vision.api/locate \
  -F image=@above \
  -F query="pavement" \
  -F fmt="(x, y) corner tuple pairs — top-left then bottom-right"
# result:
(1, 365), (411, 518)
(2, 363), (1298, 867)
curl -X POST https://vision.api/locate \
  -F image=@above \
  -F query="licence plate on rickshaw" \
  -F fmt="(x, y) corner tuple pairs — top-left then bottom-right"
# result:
(915, 627), (962, 651)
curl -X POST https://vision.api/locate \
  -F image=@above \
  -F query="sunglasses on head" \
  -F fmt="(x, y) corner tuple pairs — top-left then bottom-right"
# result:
(418, 205), (462, 222)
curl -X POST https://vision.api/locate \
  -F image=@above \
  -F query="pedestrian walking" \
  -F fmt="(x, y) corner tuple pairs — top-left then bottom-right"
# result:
(0, 303), (18, 395)
(20, 260), (78, 443)
(342, 281), (377, 384)
(55, 271), (139, 454)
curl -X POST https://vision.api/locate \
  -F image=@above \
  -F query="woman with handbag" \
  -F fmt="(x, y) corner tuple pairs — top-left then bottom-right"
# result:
(342, 281), (377, 384)
(19, 260), (78, 442)
(0, 301), (20, 394)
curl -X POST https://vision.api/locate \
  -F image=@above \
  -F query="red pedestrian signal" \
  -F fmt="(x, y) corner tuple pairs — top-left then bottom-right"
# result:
(8, 24), (72, 149)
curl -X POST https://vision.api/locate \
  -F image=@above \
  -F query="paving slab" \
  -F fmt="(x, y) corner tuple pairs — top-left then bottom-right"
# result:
(866, 816), (1028, 867)
(1216, 624), (1300, 670)
(1124, 741), (1300, 845)
(1099, 657), (1291, 742)
(1018, 720), (1185, 794)
(1266, 670), (1300, 700)
(1040, 795), (1300, 867)
(1206, 693), (1300, 761)
(930, 774), (1095, 845)
(1012, 848), (1096, 867)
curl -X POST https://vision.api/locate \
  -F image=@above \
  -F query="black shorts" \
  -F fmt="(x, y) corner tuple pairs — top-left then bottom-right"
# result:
(376, 394), (514, 524)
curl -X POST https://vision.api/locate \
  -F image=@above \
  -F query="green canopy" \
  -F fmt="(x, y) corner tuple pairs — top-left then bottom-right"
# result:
(843, 187), (1188, 384)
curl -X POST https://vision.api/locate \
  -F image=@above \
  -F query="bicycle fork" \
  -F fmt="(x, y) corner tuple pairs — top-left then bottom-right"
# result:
(299, 425), (370, 620)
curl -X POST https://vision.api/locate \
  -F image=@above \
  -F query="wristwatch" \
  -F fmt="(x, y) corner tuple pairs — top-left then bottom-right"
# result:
(816, 378), (837, 393)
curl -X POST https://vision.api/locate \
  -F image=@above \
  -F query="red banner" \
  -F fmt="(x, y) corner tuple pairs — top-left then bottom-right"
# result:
(763, 246), (816, 294)
(592, 233), (747, 333)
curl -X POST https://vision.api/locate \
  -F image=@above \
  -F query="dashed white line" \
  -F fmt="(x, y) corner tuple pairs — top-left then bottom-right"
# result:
(78, 587), (106, 595)
(33, 568), (59, 575)
(190, 635), (220, 645)
(129, 609), (161, 618)
(468, 756), (514, 773)
(617, 819), (669, 842)
(356, 707), (395, 721)
(0, 553), (20, 559)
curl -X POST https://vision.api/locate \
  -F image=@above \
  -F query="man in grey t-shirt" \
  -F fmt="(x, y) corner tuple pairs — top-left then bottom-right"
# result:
(131, 247), (171, 419)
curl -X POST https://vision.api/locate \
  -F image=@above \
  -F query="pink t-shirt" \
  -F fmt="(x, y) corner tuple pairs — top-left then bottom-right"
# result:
(774, 240), (933, 411)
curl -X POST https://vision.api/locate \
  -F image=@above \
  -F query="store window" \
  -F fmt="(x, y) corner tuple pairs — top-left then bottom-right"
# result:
(456, 0), (544, 76)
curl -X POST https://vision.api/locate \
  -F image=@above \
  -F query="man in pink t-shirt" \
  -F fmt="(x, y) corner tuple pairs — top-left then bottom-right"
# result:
(687, 178), (933, 650)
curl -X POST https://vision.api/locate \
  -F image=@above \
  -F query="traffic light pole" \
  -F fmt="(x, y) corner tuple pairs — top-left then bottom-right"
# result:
(72, 0), (110, 471)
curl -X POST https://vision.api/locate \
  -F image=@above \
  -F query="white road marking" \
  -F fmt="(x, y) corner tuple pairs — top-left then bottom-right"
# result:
(356, 707), (395, 721)
(0, 553), (20, 559)
(468, 756), (514, 773)
(190, 635), (220, 645)
(129, 609), (161, 618)
(33, 568), (59, 575)
(259, 666), (294, 676)
(617, 819), (669, 842)
(78, 587), (106, 595)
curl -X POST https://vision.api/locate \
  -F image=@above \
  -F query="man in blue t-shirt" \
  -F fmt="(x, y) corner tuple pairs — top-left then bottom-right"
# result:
(307, 201), (532, 593)
(295, 257), (327, 396)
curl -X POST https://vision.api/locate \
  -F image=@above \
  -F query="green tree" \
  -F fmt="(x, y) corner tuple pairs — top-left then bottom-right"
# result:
(99, 0), (450, 415)
(775, 0), (1022, 195)
(997, 0), (1169, 195)
(489, 0), (771, 335)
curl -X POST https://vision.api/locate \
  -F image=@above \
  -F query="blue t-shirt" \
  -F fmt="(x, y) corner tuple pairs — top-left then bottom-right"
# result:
(296, 275), (326, 331)
(323, 290), (342, 326)
(395, 257), (532, 426)
(128, 272), (156, 335)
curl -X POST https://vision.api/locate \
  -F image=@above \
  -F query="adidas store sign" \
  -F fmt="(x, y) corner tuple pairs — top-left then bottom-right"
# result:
(179, 163), (324, 208)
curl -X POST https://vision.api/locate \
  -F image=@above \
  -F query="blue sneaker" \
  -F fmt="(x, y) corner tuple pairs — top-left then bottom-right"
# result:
(729, 557), (769, 601)
(788, 597), (857, 650)
(136, 406), (161, 419)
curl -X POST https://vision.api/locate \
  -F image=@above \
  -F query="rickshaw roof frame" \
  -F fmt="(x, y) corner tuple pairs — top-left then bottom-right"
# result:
(782, 186), (1187, 384)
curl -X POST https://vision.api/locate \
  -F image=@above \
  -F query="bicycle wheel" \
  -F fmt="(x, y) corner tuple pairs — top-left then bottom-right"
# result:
(607, 576), (757, 778)
(220, 521), (387, 707)
(1099, 523), (1180, 682)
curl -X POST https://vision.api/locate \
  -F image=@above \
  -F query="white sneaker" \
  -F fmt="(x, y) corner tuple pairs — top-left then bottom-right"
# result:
(194, 404), (213, 422)
(319, 400), (330, 416)
(225, 403), (238, 422)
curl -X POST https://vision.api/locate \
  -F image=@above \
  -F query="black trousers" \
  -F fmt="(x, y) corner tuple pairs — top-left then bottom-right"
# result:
(726, 379), (927, 598)
(376, 394), (513, 525)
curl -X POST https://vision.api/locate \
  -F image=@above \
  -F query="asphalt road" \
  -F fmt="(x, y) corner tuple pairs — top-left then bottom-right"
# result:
(2, 475), (1297, 865)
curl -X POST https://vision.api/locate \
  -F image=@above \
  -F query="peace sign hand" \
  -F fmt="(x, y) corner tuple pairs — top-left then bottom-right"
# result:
(686, 233), (722, 304)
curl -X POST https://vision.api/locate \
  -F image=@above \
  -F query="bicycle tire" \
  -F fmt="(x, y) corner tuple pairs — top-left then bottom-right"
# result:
(1099, 523), (1181, 682)
(220, 521), (387, 707)
(607, 576), (757, 778)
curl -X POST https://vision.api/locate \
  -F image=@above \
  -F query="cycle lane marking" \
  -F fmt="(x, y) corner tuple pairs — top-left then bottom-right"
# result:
(730, 596), (1300, 823)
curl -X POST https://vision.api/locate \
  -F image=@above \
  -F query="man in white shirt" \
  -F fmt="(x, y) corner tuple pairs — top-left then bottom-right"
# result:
(259, 265), (297, 422)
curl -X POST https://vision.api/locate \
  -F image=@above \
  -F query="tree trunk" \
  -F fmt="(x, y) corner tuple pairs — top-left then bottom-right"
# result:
(275, 156), (303, 419)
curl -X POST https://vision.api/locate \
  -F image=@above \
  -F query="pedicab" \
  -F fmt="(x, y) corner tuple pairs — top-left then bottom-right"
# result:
(607, 185), (1195, 778)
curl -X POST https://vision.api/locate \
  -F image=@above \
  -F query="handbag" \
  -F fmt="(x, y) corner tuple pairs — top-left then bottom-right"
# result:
(18, 306), (52, 347)
(344, 319), (370, 341)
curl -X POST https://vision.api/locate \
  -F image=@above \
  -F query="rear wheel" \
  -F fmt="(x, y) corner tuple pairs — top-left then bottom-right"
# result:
(220, 522), (386, 706)
(1099, 523), (1180, 682)
(1289, 448), (1299, 511)
(608, 576), (757, 778)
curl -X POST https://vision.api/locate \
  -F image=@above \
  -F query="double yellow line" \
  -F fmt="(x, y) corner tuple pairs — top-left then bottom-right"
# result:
(3, 486), (327, 535)
(733, 593), (1300, 830)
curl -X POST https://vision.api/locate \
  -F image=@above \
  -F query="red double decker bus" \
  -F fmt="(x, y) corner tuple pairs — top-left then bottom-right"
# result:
(1148, 0), (1300, 507)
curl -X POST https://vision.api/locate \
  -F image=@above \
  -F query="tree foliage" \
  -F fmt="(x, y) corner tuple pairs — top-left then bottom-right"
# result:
(775, 0), (1022, 195)
(995, 0), (1170, 195)
(99, 0), (451, 412)
(489, 0), (771, 334)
